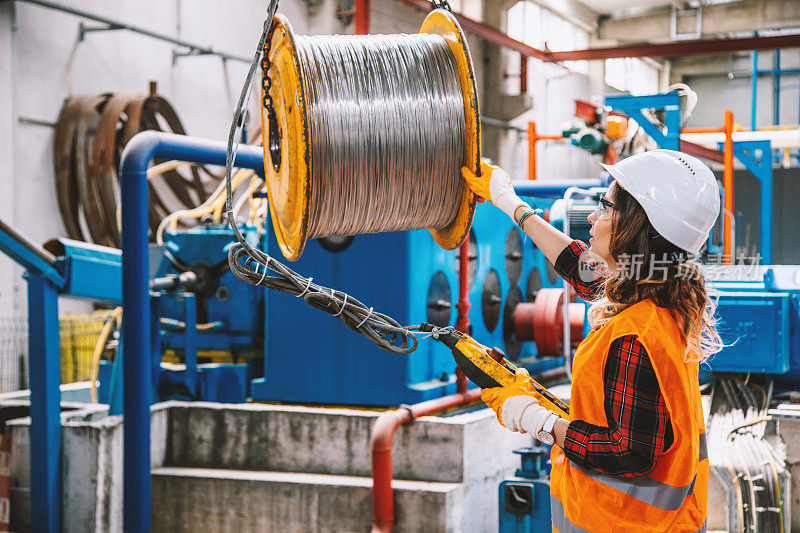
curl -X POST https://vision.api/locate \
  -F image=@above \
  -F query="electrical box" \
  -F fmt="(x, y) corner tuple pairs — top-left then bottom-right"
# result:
(708, 292), (795, 375)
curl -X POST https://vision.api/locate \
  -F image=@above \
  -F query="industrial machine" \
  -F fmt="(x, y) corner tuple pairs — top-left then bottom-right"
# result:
(705, 265), (800, 385)
(498, 446), (554, 532)
(252, 191), (589, 406)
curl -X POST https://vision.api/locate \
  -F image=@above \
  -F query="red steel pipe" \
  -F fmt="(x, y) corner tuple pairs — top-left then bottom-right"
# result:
(528, 122), (536, 181)
(723, 110), (734, 263)
(371, 159), (479, 531)
(679, 140), (724, 164)
(454, 235), (471, 392)
(355, 0), (370, 35)
(528, 122), (564, 180)
(370, 389), (482, 532)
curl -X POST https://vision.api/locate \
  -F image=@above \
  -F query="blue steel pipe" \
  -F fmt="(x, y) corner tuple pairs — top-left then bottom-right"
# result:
(119, 131), (264, 532)
(513, 178), (606, 197)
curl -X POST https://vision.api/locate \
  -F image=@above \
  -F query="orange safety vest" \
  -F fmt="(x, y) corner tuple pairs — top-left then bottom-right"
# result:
(550, 299), (708, 533)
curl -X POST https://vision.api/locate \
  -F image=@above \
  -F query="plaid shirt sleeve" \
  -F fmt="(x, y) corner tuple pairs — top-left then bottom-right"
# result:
(553, 240), (612, 301)
(562, 335), (674, 477)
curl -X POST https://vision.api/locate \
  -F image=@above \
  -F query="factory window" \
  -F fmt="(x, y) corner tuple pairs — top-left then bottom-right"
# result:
(448, 0), (483, 22)
(605, 58), (659, 95)
(506, 1), (589, 83)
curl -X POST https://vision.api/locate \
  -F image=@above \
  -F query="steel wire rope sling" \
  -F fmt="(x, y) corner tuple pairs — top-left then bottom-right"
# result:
(225, 0), (481, 353)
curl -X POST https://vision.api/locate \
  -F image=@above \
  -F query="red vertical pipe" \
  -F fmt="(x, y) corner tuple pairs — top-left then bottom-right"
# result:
(528, 122), (536, 181)
(520, 52), (528, 94)
(355, 0), (370, 35)
(723, 110), (734, 264)
(454, 237), (471, 392)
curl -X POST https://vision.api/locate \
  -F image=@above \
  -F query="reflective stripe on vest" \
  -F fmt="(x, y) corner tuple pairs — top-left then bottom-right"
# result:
(551, 495), (708, 533)
(569, 462), (695, 511)
(698, 432), (708, 462)
(566, 433), (709, 512)
(550, 495), (590, 533)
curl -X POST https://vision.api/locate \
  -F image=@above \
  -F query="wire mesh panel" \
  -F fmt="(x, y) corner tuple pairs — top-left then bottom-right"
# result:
(0, 312), (118, 394)
(0, 318), (27, 393)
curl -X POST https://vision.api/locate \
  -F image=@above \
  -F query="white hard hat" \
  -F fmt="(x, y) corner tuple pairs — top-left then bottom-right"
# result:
(600, 149), (720, 254)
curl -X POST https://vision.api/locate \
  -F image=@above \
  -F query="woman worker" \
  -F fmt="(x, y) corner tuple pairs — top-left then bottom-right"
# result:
(461, 149), (722, 533)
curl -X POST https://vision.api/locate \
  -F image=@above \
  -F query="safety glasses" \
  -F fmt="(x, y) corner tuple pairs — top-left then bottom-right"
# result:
(596, 193), (616, 221)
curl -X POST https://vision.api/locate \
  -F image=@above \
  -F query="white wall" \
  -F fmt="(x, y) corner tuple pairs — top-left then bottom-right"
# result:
(497, 63), (597, 181)
(0, 0), (348, 319)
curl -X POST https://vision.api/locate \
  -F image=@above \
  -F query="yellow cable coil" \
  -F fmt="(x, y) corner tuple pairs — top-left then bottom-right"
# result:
(59, 310), (118, 384)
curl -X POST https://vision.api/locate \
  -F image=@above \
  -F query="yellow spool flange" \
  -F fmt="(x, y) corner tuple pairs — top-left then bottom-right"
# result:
(260, 10), (480, 261)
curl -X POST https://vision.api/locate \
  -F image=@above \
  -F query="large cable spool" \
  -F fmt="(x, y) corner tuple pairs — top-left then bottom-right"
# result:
(259, 10), (480, 260)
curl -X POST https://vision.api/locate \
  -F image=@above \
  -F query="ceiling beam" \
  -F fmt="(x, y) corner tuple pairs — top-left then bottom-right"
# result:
(526, 0), (598, 33)
(598, 0), (800, 42)
(546, 33), (800, 61)
(394, 0), (550, 60)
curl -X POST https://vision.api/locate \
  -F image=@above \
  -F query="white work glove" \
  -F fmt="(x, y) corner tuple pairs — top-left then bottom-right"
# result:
(502, 397), (553, 435)
(481, 368), (557, 437)
(461, 161), (529, 221)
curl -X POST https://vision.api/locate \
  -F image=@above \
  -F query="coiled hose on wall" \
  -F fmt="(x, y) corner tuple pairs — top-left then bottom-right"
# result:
(53, 88), (220, 246)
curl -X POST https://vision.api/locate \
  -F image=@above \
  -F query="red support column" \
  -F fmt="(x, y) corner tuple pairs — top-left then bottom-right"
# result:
(454, 238), (471, 393)
(723, 110), (734, 263)
(355, 0), (370, 35)
(528, 122), (536, 181)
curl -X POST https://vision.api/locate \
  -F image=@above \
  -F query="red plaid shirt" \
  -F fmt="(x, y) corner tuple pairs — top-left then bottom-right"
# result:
(554, 240), (673, 477)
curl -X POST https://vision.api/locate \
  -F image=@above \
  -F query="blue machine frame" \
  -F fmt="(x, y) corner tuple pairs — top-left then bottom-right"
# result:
(119, 132), (264, 532)
(0, 227), (124, 532)
(253, 181), (603, 407)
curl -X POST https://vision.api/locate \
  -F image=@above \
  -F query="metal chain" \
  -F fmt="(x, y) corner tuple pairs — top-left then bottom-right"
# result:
(261, 20), (275, 112)
(431, 0), (452, 11)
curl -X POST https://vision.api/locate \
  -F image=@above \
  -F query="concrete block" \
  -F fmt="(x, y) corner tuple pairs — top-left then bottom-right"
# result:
(6, 401), (109, 532)
(6, 401), (169, 532)
(4, 400), (528, 532)
(164, 402), (528, 486)
(158, 402), (526, 532)
(63, 416), (124, 533)
(151, 467), (462, 533)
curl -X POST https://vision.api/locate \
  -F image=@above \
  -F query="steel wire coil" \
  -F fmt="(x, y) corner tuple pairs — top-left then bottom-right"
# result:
(297, 33), (466, 238)
(259, 10), (480, 260)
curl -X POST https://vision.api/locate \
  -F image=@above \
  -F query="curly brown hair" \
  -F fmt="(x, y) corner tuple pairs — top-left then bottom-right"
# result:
(588, 182), (723, 362)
